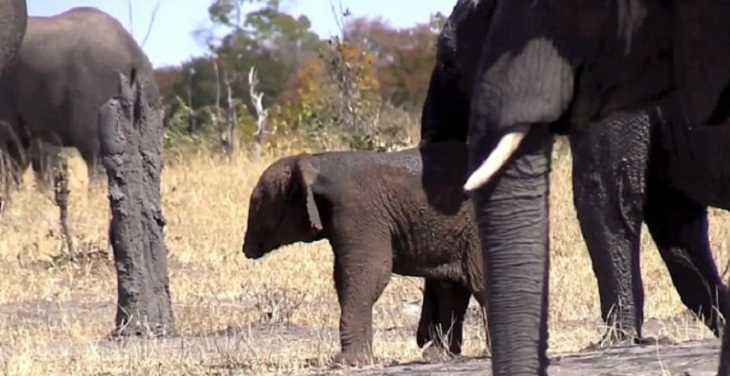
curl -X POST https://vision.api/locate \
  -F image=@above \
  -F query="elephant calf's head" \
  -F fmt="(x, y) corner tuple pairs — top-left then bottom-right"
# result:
(242, 155), (324, 259)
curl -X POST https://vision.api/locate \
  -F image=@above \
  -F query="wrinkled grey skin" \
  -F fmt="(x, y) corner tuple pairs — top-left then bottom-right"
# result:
(241, 141), (490, 366)
(0, 6), (159, 183)
(424, 0), (727, 349)
(420, 1), (730, 375)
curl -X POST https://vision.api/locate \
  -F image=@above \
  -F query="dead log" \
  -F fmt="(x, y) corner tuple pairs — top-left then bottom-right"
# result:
(98, 70), (175, 337)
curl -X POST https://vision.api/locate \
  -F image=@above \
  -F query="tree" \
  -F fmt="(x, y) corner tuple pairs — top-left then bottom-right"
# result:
(342, 17), (439, 111)
(205, 0), (324, 109)
(99, 72), (175, 337)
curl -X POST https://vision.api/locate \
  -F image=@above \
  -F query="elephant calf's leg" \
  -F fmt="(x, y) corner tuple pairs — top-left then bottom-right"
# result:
(644, 178), (727, 336)
(569, 111), (651, 346)
(417, 280), (471, 361)
(331, 249), (392, 366)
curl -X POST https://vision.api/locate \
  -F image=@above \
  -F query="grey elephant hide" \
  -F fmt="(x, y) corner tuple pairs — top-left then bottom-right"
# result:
(241, 140), (488, 365)
(0, 6), (158, 183)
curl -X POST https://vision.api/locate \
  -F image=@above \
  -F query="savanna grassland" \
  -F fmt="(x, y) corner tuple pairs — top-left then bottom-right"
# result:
(0, 138), (727, 376)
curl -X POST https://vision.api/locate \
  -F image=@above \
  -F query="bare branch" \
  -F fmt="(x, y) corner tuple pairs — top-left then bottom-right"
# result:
(248, 67), (267, 122)
(213, 58), (222, 126)
(127, 0), (134, 37)
(328, 0), (350, 37)
(141, 0), (163, 48)
(217, 60), (239, 155)
(248, 66), (270, 161)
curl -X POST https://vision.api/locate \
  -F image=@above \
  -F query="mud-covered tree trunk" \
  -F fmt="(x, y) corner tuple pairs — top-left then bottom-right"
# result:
(98, 70), (175, 337)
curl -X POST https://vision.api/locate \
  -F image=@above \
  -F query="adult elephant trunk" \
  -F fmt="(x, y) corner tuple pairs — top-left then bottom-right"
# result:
(470, 126), (553, 375)
(467, 36), (574, 375)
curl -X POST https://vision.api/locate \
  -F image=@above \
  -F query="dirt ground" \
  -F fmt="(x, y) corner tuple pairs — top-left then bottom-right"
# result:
(0, 295), (722, 376)
(325, 340), (723, 376)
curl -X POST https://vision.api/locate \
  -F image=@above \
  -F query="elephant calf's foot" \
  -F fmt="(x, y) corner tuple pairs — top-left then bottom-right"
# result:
(633, 335), (678, 346)
(331, 349), (375, 367)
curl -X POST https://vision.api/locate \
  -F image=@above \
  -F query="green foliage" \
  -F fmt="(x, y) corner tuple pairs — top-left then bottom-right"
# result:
(156, 0), (443, 156)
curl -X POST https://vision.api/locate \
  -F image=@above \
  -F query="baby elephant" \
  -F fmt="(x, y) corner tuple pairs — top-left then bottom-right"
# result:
(241, 140), (488, 365)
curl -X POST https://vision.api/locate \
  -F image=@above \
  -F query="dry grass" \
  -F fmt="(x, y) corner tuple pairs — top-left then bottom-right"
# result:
(0, 140), (728, 375)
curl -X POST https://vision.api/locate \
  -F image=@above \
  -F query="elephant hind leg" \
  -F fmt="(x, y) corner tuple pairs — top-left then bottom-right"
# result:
(331, 244), (392, 367)
(75, 144), (105, 184)
(29, 139), (60, 191)
(1, 130), (30, 188)
(644, 178), (726, 337)
(416, 279), (439, 348)
(417, 280), (471, 361)
(569, 111), (651, 347)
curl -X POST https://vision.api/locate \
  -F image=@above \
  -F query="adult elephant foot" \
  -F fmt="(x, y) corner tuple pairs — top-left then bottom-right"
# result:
(582, 331), (677, 352)
(415, 279), (472, 359)
(569, 111), (652, 346)
(644, 175), (728, 337)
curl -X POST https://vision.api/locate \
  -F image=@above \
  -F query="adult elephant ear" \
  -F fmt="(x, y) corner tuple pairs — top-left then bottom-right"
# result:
(294, 156), (324, 231)
(672, 1), (730, 126)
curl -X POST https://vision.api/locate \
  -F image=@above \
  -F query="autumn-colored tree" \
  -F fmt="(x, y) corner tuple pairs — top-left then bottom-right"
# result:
(343, 16), (440, 111)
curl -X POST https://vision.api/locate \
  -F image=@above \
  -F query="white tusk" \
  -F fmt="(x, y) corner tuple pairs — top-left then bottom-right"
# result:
(463, 125), (530, 192)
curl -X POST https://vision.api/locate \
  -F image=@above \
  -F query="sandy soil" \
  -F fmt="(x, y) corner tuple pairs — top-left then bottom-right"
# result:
(0, 297), (722, 375)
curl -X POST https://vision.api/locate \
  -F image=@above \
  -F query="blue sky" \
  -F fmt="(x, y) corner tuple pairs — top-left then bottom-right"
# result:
(28, 0), (456, 68)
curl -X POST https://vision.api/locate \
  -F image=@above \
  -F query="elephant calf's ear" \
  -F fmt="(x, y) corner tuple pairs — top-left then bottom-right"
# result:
(295, 157), (324, 231)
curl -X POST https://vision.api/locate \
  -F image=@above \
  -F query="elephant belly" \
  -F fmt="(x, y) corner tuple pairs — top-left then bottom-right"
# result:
(658, 124), (730, 209)
(390, 233), (474, 282)
(392, 258), (463, 281)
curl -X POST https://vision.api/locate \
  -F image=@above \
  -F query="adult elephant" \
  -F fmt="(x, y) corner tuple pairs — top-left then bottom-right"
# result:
(0, 6), (159, 182)
(420, 0), (730, 375)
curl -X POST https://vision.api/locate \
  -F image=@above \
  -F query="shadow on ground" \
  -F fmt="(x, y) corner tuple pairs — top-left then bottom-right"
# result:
(326, 340), (721, 376)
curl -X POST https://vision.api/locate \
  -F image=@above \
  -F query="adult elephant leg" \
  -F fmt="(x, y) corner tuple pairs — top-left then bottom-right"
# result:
(0, 122), (30, 187)
(416, 279), (439, 349)
(417, 280), (471, 360)
(331, 240), (392, 366)
(470, 125), (553, 376)
(569, 111), (651, 346)
(30, 139), (59, 190)
(644, 177), (727, 336)
(77, 142), (104, 183)
(719, 302), (730, 374)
